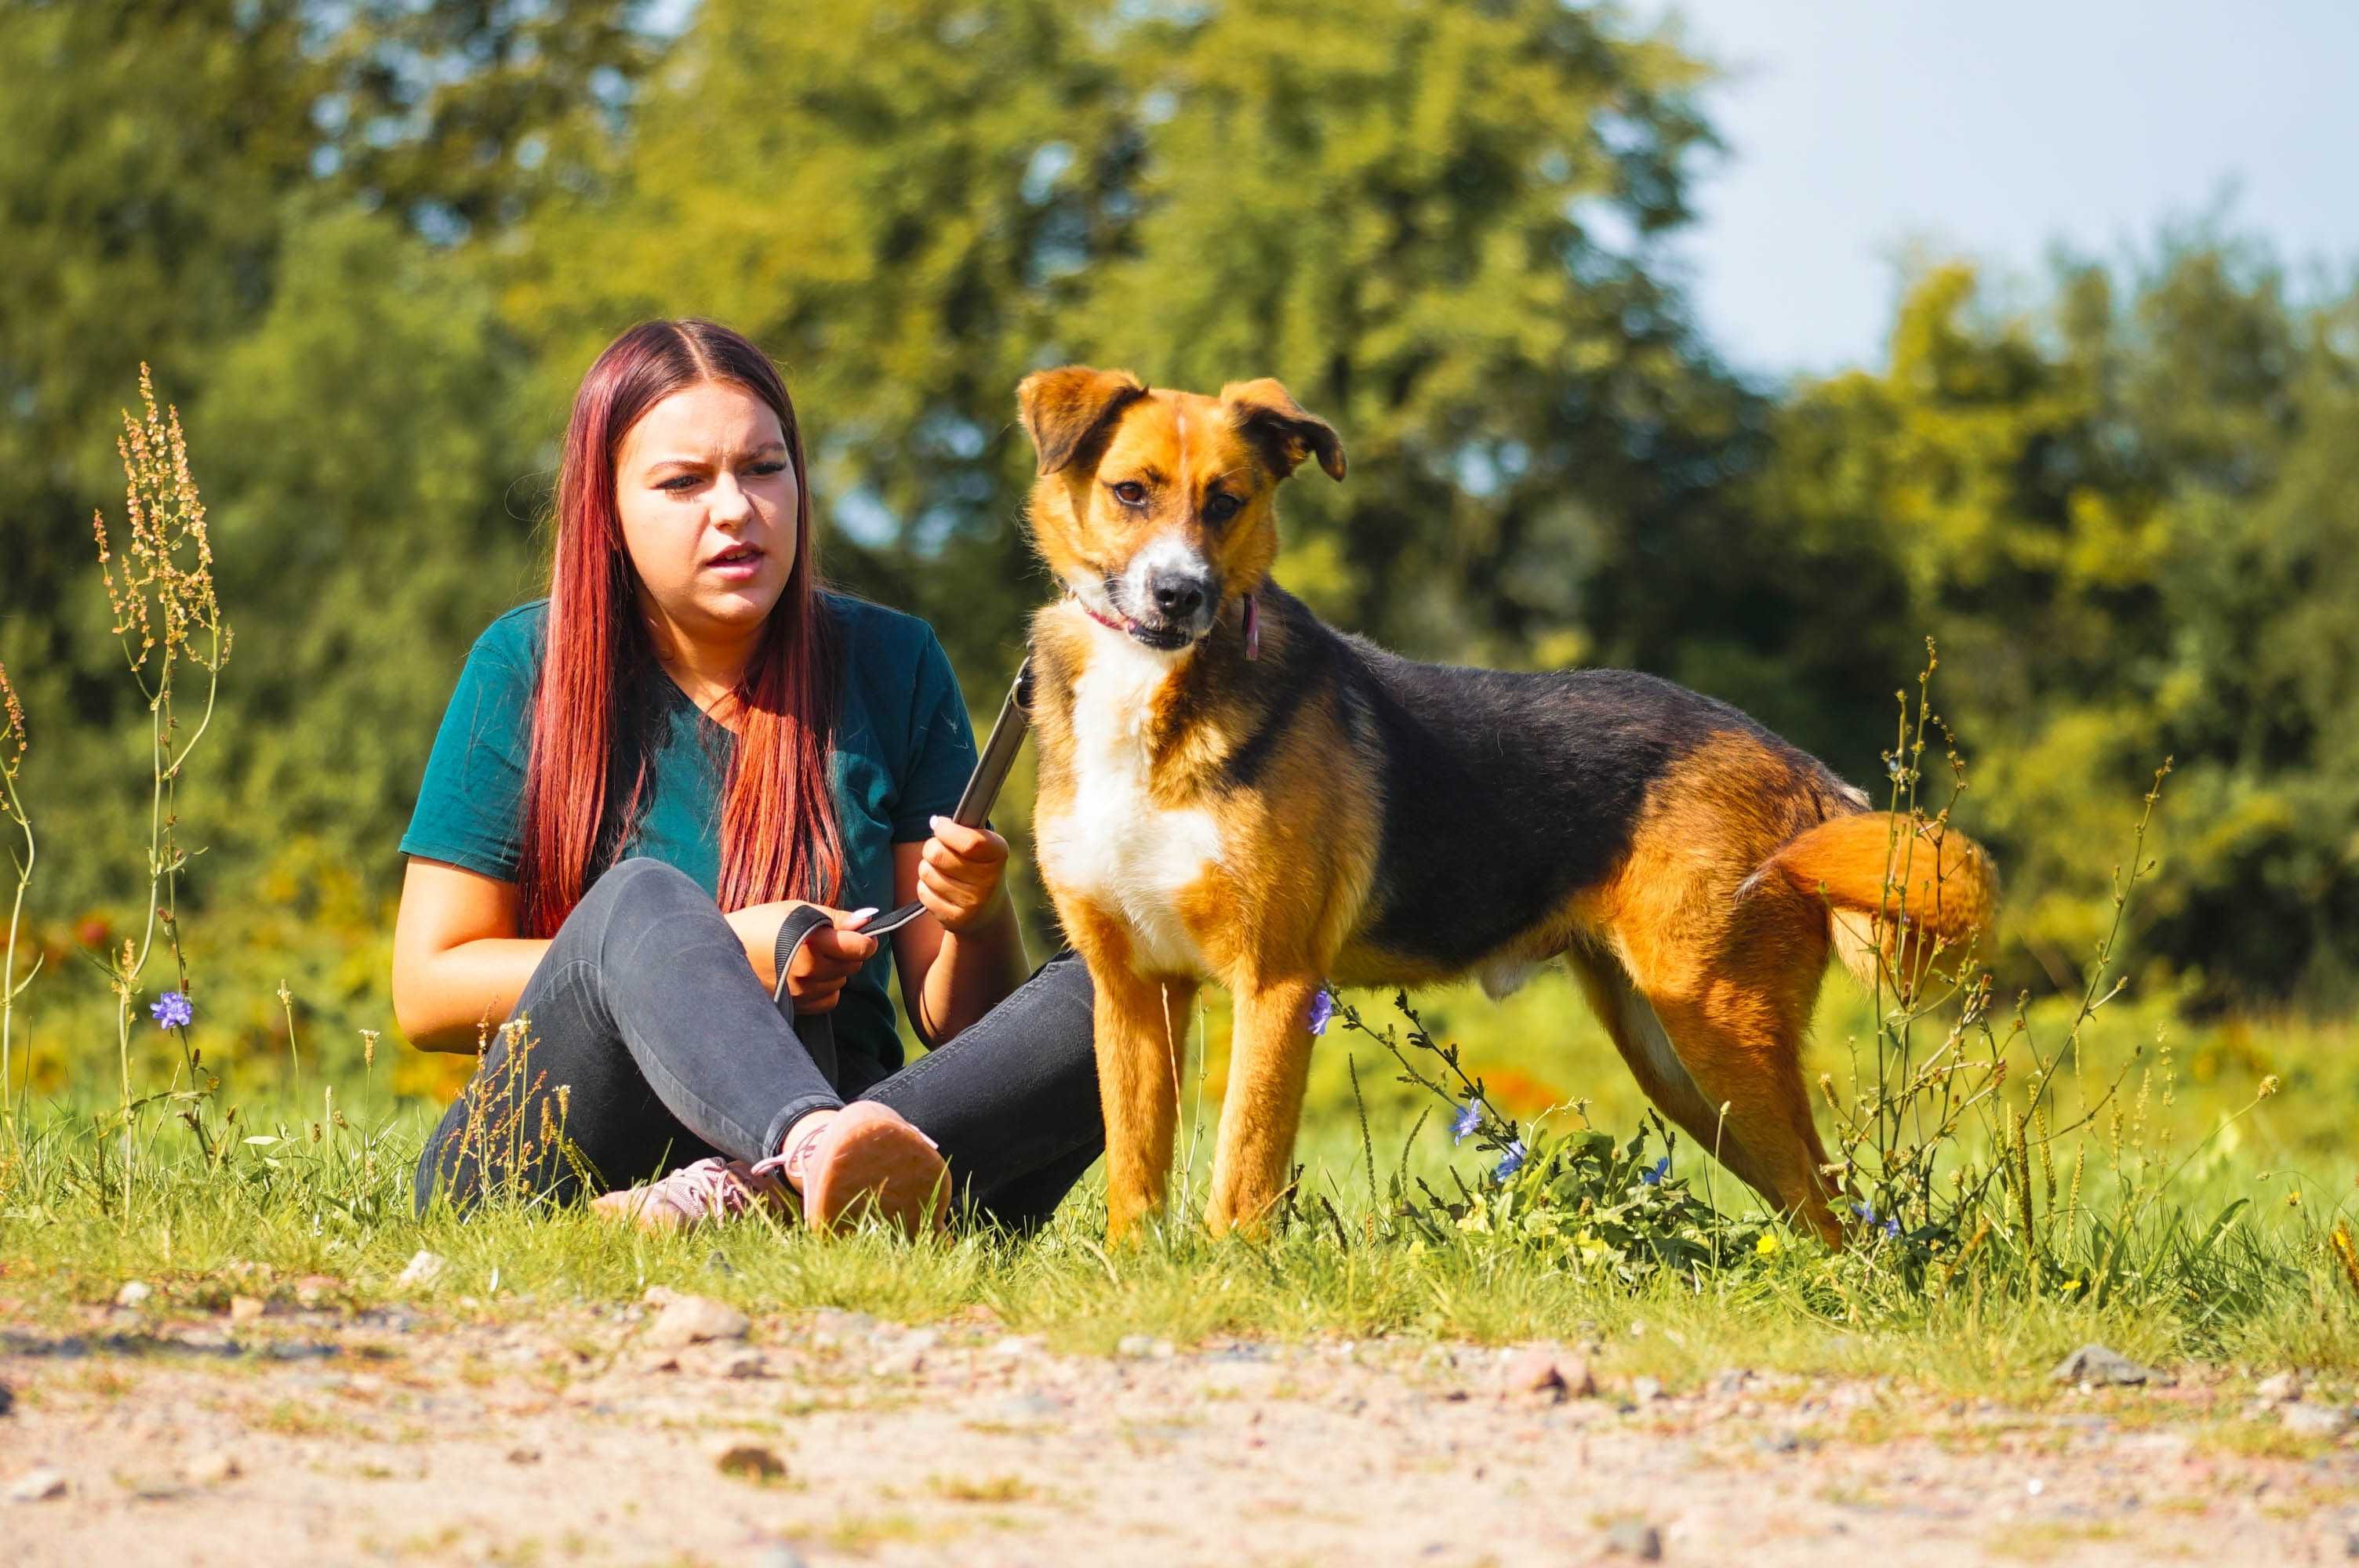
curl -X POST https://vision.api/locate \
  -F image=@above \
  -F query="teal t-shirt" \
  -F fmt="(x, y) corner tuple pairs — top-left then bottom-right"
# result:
(398, 592), (979, 1070)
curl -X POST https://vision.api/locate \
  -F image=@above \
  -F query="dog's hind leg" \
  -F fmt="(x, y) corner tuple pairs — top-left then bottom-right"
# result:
(1565, 950), (1778, 1200)
(1205, 973), (1325, 1238)
(1645, 982), (1840, 1244)
(1615, 886), (1843, 1244)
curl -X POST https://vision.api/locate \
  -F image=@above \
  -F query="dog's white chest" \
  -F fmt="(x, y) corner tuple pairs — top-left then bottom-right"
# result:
(1038, 636), (1223, 976)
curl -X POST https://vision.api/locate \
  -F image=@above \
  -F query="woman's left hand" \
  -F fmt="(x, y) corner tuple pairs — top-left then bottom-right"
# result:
(915, 815), (1010, 934)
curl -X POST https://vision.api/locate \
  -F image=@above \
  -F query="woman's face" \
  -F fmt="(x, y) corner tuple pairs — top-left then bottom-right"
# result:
(612, 379), (801, 650)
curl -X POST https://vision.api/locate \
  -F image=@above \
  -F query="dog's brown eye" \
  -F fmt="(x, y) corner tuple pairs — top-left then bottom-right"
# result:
(1204, 492), (1241, 524)
(1110, 481), (1147, 506)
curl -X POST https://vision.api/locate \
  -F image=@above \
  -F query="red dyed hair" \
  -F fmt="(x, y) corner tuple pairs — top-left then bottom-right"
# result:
(516, 318), (842, 937)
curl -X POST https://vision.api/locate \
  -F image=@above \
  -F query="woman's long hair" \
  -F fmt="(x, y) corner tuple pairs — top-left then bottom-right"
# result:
(516, 318), (842, 937)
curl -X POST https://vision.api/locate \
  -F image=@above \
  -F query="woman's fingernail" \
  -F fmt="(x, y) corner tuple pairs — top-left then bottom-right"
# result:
(850, 906), (879, 922)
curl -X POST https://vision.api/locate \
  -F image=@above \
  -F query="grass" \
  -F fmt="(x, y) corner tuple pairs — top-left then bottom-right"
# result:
(4, 982), (2356, 1399)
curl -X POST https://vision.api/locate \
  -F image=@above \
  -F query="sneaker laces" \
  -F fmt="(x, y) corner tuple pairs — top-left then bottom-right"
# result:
(636, 1156), (783, 1222)
(762, 1118), (831, 1192)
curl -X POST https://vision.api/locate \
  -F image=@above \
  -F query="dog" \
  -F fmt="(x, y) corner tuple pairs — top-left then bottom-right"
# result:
(1012, 365), (1997, 1244)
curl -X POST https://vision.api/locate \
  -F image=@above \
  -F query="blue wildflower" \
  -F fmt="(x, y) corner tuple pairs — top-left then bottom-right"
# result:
(151, 990), (193, 1030)
(1451, 1098), (1482, 1144)
(1304, 988), (1333, 1036)
(1492, 1139), (1528, 1183)
(1852, 1200), (1902, 1239)
(1640, 1155), (1670, 1187)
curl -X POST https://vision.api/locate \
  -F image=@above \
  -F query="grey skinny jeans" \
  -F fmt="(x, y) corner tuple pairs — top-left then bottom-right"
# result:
(413, 858), (1102, 1230)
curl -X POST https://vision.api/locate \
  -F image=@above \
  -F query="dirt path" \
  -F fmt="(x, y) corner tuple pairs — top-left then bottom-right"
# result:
(4, 1295), (2354, 1566)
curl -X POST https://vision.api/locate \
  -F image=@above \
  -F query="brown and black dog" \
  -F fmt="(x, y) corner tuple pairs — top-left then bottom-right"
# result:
(1013, 366), (1996, 1245)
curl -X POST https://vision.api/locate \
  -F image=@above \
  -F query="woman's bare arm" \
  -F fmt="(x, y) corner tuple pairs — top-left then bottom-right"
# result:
(390, 858), (549, 1052)
(889, 837), (1030, 1050)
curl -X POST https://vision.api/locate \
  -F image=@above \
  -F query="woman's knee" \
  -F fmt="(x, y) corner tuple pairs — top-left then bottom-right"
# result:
(577, 856), (707, 924)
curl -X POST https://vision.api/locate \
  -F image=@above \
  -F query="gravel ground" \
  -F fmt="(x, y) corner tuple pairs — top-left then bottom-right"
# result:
(5, 1291), (2357, 1566)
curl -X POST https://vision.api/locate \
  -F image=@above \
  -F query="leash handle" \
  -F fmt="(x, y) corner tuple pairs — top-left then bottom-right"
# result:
(770, 902), (841, 1080)
(852, 658), (1034, 940)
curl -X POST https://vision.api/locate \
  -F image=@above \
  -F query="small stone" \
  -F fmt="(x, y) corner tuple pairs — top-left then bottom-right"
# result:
(645, 1294), (751, 1349)
(1500, 1339), (1576, 1396)
(1116, 1334), (1156, 1358)
(808, 1308), (877, 1346)
(722, 1350), (768, 1381)
(184, 1450), (241, 1486)
(755, 1546), (811, 1568)
(506, 1446), (542, 1465)
(1631, 1375), (1665, 1403)
(2255, 1371), (2303, 1403)
(396, 1250), (446, 1289)
(0, 1383), (13, 1417)
(114, 1281), (153, 1308)
(2281, 1402), (2354, 1439)
(5, 1467), (68, 1504)
(714, 1443), (787, 1483)
(293, 1276), (341, 1309)
(871, 1348), (925, 1379)
(1605, 1519), (1663, 1559)
(988, 1334), (1045, 1360)
(2049, 1343), (2152, 1386)
(228, 1295), (265, 1325)
(997, 1393), (1064, 1422)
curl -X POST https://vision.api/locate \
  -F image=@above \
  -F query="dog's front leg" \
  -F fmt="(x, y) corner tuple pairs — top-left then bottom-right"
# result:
(1205, 975), (1322, 1237)
(1092, 964), (1198, 1243)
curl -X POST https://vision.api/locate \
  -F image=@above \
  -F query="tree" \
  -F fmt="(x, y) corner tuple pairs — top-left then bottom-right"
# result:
(319, 0), (664, 241)
(1754, 243), (2359, 1007)
(503, 0), (1761, 691)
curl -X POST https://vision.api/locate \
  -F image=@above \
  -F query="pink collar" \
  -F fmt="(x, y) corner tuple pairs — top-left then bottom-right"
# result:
(1072, 596), (1129, 637)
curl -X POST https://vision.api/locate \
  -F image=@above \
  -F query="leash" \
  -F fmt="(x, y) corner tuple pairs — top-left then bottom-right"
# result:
(771, 658), (1036, 1058)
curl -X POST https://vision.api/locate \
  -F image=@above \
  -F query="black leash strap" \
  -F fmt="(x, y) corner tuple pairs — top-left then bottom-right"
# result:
(771, 902), (841, 1082)
(768, 658), (1035, 1070)
(846, 658), (1034, 941)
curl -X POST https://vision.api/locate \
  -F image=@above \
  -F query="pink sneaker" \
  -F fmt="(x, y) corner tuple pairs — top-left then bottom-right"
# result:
(778, 1103), (950, 1237)
(590, 1156), (795, 1230)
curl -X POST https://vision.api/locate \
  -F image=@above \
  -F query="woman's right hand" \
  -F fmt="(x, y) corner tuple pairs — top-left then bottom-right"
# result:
(723, 901), (879, 1012)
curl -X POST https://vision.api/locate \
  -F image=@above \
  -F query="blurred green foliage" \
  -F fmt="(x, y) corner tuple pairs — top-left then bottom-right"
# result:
(2, 0), (2354, 1088)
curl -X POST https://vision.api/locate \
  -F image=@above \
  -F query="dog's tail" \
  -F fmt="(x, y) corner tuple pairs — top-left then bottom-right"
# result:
(1750, 809), (1998, 993)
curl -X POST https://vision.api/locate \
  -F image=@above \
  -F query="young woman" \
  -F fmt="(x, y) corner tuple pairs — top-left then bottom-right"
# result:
(393, 318), (1100, 1234)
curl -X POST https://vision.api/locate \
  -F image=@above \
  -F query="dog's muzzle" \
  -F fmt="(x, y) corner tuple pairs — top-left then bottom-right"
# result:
(1103, 544), (1218, 650)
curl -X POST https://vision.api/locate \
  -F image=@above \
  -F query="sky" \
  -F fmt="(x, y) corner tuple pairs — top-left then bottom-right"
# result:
(1646, 0), (2359, 379)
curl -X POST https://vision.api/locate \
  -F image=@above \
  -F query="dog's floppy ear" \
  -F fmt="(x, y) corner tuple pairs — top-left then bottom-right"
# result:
(1016, 366), (1149, 477)
(1219, 378), (1347, 482)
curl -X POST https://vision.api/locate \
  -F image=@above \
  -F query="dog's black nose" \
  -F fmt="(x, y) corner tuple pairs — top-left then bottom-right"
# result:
(1148, 570), (1208, 622)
